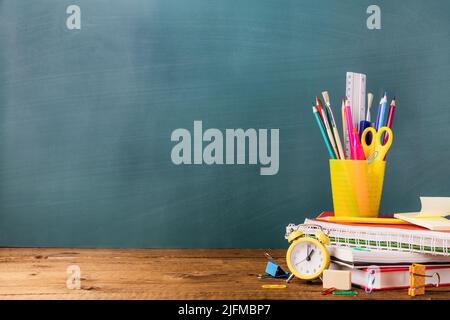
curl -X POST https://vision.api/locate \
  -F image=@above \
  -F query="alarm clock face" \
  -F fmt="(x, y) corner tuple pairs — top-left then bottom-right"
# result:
(287, 238), (329, 280)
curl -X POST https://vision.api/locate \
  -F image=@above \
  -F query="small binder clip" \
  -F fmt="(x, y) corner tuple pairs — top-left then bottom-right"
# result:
(408, 263), (440, 297)
(257, 253), (290, 279)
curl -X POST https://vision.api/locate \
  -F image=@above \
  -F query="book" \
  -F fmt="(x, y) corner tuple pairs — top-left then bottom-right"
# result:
(329, 246), (450, 268)
(331, 263), (450, 291)
(285, 212), (450, 255)
(394, 197), (450, 230)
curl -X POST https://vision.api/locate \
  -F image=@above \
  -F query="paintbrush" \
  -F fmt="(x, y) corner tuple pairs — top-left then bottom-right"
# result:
(367, 93), (374, 122)
(322, 91), (345, 160)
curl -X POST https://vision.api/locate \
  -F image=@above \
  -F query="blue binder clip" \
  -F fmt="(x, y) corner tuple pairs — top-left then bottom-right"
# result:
(257, 253), (290, 279)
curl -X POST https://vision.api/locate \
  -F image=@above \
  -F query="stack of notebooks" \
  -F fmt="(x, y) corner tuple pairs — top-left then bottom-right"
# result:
(286, 212), (450, 291)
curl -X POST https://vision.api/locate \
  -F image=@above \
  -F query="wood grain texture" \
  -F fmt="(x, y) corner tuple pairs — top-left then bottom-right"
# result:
(1, 248), (449, 300)
(1, 1), (450, 248)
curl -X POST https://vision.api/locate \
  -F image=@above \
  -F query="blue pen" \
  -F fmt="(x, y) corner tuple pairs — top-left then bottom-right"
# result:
(312, 106), (336, 159)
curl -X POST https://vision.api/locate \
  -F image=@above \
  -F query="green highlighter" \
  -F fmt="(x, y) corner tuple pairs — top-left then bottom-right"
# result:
(332, 291), (358, 296)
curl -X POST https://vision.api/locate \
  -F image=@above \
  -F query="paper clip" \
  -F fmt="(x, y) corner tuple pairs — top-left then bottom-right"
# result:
(262, 284), (286, 289)
(408, 263), (440, 297)
(332, 291), (358, 296)
(367, 151), (379, 164)
(365, 266), (379, 294)
(321, 287), (336, 295)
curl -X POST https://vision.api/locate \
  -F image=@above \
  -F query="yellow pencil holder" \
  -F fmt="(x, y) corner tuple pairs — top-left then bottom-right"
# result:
(329, 160), (386, 218)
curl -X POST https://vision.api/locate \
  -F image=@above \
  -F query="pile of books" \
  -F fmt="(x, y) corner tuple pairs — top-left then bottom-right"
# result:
(286, 212), (450, 291)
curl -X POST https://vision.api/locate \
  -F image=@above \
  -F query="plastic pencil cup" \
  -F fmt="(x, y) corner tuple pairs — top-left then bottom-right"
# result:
(329, 160), (386, 217)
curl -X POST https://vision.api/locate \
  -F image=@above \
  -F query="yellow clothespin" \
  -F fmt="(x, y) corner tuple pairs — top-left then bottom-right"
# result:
(408, 264), (440, 297)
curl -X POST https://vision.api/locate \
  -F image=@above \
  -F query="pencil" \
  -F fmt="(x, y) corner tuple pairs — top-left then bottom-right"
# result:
(317, 216), (412, 225)
(376, 92), (388, 130)
(317, 96), (340, 159)
(312, 106), (336, 159)
(383, 97), (396, 160)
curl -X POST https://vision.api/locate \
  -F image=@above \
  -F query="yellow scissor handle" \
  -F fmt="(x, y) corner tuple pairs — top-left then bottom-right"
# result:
(361, 127), (393, 161)
(361, 127), (377, 159)
(375, 127), (393, 160)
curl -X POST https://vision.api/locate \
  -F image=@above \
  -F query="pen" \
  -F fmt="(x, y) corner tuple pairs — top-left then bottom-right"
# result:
(345, 98), (355, 159)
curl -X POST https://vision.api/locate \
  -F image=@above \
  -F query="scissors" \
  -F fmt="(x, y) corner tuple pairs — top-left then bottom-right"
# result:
(361, 127), (393, 161)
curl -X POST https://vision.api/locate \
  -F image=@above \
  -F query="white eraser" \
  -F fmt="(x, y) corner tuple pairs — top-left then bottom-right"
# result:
(322, 269), (352, 290)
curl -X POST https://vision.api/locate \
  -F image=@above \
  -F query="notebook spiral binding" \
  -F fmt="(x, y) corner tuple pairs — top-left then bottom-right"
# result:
(285, 222), (450, 256)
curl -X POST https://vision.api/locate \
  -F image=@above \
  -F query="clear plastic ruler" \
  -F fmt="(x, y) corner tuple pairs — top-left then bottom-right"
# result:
(345, 72), (366, 130)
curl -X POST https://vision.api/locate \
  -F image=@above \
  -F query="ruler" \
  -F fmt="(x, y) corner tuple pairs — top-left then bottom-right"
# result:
(345, 72), (366, 130)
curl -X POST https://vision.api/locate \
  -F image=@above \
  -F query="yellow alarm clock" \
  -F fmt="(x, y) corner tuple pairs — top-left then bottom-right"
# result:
(286, 228), (330, 281)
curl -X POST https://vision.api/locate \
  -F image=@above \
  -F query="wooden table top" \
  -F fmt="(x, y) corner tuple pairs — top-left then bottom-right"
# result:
(0, 248), (449, 300)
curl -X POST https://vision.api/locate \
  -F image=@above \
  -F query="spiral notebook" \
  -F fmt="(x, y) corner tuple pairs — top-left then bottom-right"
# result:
(285, 212), (450, 256)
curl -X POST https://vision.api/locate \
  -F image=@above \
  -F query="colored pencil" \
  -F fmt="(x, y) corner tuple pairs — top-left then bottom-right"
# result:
(376, 92), (388, 130)
(317, 216), (412, 225)
(317, 96), (340, 159)
(312, 106), (336, 159)
(383, 97), (396, 145)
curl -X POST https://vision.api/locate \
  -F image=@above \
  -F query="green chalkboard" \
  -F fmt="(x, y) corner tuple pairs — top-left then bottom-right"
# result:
(0, 0), (449, 247)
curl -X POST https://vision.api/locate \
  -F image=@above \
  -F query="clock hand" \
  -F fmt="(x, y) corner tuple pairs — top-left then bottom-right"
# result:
(306, 249), (315, 261)
(295, 249), (309, 265)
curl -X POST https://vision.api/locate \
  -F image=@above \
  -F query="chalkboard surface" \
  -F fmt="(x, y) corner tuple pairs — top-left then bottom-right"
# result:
(0, 0), (449, 247)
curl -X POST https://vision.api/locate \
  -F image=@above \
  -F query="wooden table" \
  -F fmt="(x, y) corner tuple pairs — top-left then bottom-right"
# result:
(0, 248), (449, 300)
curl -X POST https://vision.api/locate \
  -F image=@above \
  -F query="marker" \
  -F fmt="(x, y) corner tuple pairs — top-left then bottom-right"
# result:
(312, 106), (336, 159)
(345, 98), (355, 159)
(342, 100), (349, 159)
(359, 120), (372, 143)
(352, 127), (365, 160)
